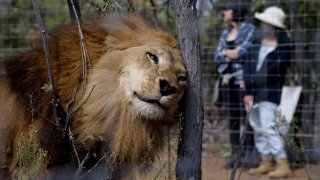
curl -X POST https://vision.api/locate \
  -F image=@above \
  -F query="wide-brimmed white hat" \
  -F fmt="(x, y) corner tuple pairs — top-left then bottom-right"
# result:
(254, 6), (286, 29)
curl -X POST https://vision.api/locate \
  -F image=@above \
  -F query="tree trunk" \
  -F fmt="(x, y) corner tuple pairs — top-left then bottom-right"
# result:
(171, 0), (204, 179)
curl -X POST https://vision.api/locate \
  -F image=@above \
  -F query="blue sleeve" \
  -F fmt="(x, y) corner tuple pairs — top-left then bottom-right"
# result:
(215, 30), (227, 62)
(238, 25), (255, 60)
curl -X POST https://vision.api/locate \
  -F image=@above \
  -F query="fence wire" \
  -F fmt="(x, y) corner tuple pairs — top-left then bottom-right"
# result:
(0, 0), (320, 179)
(201, 0), (320, 179)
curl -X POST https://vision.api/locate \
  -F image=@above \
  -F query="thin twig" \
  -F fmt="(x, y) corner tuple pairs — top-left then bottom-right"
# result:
(67, 0), (81, 21)
(64, 85), (95, 137)
(69, 128), (81, 166)
(70, 85), (95, 115)
(32, 1), (100, 179)
(32, 0), (61, 125)
(80, 154), (107, 179)
(66, 3), (99, 179)
(67, 85), (95, 168)
(64, 82), (82, 136)
(69, 0), (91, 96)
(19, 96), (59, 126)
(74, 152), (91, 180)
(66, 82), (81, 113)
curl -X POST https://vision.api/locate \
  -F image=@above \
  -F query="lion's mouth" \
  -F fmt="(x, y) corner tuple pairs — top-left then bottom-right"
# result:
(133, 92), (166, 110)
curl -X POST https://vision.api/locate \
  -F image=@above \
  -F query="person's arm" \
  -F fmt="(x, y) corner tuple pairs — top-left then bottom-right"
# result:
(238, 24), (255, 59)
(243, 46), (255, 95)
(215, 30), (228, 62)
(243, 48), (255, 105)
(225, 24), (255, 61)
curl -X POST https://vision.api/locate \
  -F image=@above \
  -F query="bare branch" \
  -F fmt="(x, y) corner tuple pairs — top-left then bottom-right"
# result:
(66, 82), (82, 114)
(32, 0), (62, 125)
(67, 0), (81, 22)
(64, 3), (99, 178)
(64, 85), (95, 137)
(80, 154), (107, 179)
(18, 95), (59, 126)
(69, 128), (81, 166)
(70, 85), (95, 115)
(69, 0), (91, 97)
(66, 0), (93, 163)
(74, 152), (91, 179)
(32, 1), (102, 179)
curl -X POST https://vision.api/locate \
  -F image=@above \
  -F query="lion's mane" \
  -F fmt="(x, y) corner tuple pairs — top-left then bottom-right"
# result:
(0, 13), (186, 177)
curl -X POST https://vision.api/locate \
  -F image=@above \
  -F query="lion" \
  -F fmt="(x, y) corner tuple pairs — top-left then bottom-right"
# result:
(0, 13), (187, 178)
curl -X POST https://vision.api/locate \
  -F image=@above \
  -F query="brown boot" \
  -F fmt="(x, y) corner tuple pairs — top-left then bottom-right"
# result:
(268, 159), (292, 178)
(248, 156), (275, 175)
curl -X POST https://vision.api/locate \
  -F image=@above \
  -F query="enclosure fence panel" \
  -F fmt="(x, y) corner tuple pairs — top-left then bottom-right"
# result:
(0, 0), (320, 179)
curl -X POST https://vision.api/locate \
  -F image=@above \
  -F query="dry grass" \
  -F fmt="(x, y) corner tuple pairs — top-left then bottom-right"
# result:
(17, 125), (49, 179)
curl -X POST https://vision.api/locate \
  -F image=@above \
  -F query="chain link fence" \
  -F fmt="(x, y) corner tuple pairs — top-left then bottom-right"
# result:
(200, 0), (320, 179)
(0, 0), (320, 179)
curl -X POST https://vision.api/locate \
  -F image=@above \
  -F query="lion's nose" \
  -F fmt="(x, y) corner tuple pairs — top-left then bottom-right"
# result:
(160, 79), (177, 96)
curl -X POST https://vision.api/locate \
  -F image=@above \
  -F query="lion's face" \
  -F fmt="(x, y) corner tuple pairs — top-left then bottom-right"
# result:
(119, 44), (187, 120)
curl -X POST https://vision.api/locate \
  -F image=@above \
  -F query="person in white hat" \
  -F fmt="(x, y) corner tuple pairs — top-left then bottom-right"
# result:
(243, 6), (293, 178)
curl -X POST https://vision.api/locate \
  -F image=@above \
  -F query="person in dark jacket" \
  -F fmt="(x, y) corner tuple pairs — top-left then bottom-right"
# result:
(214, 2), (258, 168)
(243, 6), (293, 178)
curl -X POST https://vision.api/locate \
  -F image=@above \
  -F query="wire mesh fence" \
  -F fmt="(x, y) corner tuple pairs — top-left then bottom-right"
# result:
(0, 0), (320, 179)
(201, 0), (320, 179)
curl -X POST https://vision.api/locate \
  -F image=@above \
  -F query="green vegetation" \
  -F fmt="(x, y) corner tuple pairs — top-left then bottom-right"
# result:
(17, 125), (49, 180)
(276, 112), (312, 178)
(218, 144), (231, 158)
(0, 0), (98, 58)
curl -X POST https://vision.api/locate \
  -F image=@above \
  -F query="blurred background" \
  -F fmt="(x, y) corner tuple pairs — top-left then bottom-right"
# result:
(0, 0), (320, 179)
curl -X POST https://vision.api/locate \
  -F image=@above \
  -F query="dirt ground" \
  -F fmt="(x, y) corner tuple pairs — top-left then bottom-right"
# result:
(140, 148), (319, 180)
(140, 113), (320, 180)
(200, 107), (320, 180)
(202, 153), (319, 180)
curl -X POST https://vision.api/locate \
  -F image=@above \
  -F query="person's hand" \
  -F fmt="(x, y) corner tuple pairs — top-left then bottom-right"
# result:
(243, 95), (254, 106)
(244, 95), (254, 112)
(240, 80), (246, 90)
(222, 49), (232, 62)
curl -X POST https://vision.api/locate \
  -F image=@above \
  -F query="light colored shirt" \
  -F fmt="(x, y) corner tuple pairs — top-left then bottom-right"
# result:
(256, 44), (276, 72)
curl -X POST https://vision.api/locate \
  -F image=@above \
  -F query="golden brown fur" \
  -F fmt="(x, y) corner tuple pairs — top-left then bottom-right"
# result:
(0, 13), (186, 178)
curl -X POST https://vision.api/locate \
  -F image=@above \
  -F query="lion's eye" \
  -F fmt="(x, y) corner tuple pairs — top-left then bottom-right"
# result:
(178, 76), (187, 82)
(146, 52), (158, 64)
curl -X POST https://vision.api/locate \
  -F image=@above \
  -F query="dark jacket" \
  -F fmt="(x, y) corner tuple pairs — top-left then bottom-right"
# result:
(243, 30), (293, 104)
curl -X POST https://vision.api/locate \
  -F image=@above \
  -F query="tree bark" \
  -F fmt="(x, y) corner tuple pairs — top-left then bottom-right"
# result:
(171, 0), (204, 179)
